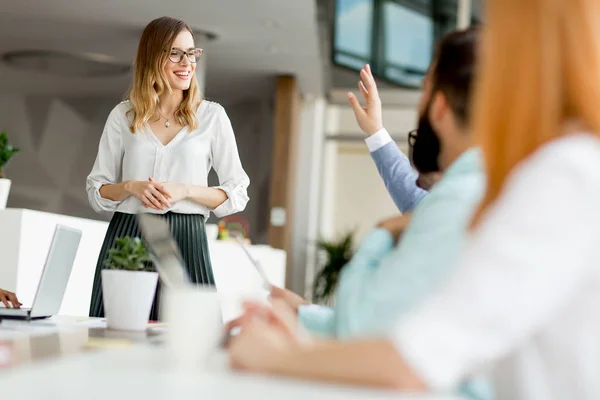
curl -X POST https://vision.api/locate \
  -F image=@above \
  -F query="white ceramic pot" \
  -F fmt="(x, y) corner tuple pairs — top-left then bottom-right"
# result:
(205, 224), (219, 240)
(101, 269), (159, 331)
(0, 178), (11, 210)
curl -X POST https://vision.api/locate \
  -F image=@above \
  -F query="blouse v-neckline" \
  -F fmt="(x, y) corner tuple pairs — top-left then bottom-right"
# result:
(145, 124), (189, 149)
(144, 101), (207, 148)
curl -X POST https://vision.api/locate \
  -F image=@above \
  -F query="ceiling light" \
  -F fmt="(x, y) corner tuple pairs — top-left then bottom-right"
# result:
(1, 50), (131, 78)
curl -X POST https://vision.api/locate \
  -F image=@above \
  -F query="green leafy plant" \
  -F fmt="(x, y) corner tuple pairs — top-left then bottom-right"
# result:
(312, 232), (354, 305)
(0, 132), (20, 179)
(103, 236), (155, 272)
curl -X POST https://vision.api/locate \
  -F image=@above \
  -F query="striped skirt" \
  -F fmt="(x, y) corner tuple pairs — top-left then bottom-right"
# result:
(89, 212), (214, 321)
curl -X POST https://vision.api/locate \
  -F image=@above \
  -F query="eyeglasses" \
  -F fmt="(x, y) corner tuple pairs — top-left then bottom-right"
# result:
(408, 129), (417, 166)
(408, 129), (417, 147)
(167, 48), (203, 64)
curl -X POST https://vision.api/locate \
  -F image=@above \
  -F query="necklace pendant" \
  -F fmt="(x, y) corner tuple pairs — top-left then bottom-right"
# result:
(165, 119), (170, 128)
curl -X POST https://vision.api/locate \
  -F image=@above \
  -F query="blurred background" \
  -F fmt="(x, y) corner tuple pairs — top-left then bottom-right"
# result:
(0, 0), (482, 296)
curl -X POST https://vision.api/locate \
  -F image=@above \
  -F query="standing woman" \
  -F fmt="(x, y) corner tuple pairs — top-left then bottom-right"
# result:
(86, 16), (249, 319)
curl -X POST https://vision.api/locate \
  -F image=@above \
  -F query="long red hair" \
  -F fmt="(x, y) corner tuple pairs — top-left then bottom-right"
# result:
(471, 0), (600, 225)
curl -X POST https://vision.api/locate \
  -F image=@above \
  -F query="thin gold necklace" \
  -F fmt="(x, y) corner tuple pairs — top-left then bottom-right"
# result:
(156, 107), (172, 128)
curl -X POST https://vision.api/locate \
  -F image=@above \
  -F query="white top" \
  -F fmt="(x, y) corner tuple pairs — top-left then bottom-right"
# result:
(364, 128), (394, 152)
(86, 101), (250, 218)
(392, 133), (600, 400)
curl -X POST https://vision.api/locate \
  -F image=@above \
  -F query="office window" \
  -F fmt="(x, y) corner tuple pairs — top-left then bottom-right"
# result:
(333, 0), (374, 71)
(383, 2), (433, 87)
(333, 0), (459, 88)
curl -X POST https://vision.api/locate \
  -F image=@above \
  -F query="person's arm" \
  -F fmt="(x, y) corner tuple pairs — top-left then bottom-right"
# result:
(366, 131), (427, 212)
(207, 105), (250, 217)
(335, 187), (477, 338)
(229, 317), (426, 390)
(276, 339), (426, 390)
(391, 139), (598, 390)
(346, 65), (426, 212)
(184, 185), (228, 210)
(86, 107), (127, 213)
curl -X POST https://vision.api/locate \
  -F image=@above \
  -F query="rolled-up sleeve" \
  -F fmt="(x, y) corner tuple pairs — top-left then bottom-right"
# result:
(86, 107), (124, 213)
(298, 305), (337, 338)
(211, 105), (250, 218)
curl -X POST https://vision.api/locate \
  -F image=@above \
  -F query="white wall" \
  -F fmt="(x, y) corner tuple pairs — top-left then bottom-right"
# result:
(320, 103), (418, 245)
(0, 93), (120, 220)
(0, 92), (275, 245)
(332, 142), (402, 243)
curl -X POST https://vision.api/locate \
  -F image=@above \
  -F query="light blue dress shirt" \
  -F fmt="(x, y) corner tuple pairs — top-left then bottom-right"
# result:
(367, 129), (428, 212)
(298, 148), (488, 399)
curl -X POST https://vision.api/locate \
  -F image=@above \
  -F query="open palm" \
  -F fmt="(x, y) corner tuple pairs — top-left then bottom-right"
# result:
(347, 64), (384, 136)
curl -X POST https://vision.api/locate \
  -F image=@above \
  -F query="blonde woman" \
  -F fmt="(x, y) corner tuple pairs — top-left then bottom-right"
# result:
(228, 0), (600, 398)
(86, 17), (249, 319)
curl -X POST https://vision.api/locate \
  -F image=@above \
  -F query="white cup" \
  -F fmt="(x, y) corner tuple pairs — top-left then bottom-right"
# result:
(161, 286), (223, 369)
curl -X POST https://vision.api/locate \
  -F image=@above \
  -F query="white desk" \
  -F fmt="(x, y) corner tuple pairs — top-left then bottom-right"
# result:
(0, 317), (460, 400)
(0, 209), (286, 320)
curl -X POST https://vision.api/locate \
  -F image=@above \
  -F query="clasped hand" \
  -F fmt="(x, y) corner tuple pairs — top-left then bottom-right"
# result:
(125, 177), (188, 210)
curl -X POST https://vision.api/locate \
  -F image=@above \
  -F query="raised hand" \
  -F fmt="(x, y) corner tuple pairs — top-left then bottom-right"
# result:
(347, 64), (384, 136)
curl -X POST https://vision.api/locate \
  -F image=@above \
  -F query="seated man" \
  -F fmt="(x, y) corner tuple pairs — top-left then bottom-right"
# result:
(230, 27), (489, 399)
(291, 27), (483, 339)
(0, 288), (21, 308)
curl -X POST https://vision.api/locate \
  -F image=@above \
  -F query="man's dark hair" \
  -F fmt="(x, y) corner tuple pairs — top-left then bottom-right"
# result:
(430, 26), (480, 127)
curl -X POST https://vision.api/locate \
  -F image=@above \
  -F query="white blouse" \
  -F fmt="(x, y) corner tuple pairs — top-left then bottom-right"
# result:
(86, 100), (250, 218)
(392, 133), (600, 400)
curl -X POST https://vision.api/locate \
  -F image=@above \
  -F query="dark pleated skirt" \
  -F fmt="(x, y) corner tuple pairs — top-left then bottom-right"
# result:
(89, 212), (214, 321)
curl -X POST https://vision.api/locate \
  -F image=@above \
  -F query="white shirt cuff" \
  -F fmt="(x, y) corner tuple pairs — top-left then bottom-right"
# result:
(365, 128), (393, 152)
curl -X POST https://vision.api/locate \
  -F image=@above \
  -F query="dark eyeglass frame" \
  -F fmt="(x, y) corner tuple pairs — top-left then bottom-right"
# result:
(408, 129), (417, 166)
(166, 48), (204, 64)
(408, 129), (417, 148)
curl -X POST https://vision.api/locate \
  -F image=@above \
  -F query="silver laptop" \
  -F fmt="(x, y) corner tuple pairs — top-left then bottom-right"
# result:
(137, 214), (232, 344)
(0, 225), (82, 320)
(137, 214), (191, 288)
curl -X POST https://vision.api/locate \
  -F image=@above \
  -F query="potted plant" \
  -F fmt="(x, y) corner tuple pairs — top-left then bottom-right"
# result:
(312, 232), (354, 306)
(102, 236), (158, 331)
(0, 132), (20, 210)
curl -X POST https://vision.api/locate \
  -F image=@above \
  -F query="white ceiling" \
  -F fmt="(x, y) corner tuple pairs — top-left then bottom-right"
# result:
(0, 0), (324, 102)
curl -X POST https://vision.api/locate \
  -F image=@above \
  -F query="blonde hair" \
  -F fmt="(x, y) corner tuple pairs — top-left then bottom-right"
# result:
(127, 16), (201, 133)
(471, 0), (600, 226)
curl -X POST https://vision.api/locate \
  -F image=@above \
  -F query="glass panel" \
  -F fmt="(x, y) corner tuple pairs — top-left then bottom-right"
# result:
(332, 0), (462, 88)
(383, 1), (433, 78)
(334, 0), (374, 61)
(434, 0), (459, 37)
(471, 0), (484, 24)
(334, 53), (369, 71)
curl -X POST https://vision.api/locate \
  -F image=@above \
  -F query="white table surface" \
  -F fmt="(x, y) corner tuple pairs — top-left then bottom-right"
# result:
(0, 317), (461, 400)
(0, 345), (461, 400)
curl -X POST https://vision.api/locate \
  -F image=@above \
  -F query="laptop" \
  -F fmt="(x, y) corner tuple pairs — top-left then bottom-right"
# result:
(137, 214), (191, 288)
(137, 214), (231, 344)
(0, 225), (82, 321)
